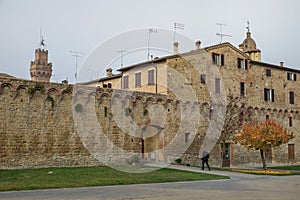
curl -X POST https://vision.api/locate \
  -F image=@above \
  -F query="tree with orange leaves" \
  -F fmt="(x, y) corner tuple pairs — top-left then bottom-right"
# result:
(236, 119), (294, 169)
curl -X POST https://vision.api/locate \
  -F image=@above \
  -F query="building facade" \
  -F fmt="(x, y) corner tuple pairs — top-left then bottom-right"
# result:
(91, 29), (300, 167)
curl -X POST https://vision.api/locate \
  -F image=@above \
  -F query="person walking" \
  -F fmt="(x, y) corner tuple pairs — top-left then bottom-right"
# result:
(201, 151), (211, 171)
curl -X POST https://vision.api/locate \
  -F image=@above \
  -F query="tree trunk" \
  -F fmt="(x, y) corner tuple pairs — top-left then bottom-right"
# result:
(260, 149), (267, 170)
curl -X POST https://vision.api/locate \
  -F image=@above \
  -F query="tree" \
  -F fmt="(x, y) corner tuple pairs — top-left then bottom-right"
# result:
(236, 119), (294, 169)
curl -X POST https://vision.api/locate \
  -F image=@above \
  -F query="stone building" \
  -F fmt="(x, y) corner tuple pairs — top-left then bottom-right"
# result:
(90, 28), (300, 167)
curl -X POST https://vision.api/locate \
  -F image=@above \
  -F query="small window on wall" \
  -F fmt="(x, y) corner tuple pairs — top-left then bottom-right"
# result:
(123, 75), (129, 89)
(200, 74), (206, 84)
(104, 106), (108, 117)
(266, 115), (270, 120)
(266, 69), (271, 77)
(185, 133), (190, 143)
(289, 91), (294, 104)
(287, 73), (297, 81)
(148, 70), (154, 85)
(107, 83), (112, 88)
(135, 72), (141, 87)
(212, 53), (224, 66)
(264, 88), (274, 102)
(240, 82), (246, 97)
(289, 117), (293, 127)
(215, 78), (221, 93)
(238, 58), (248, 70)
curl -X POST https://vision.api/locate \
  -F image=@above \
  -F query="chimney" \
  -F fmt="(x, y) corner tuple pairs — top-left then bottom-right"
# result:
(106, 68), (113, 77)
(280, 61), (284, 67)
(173, 42), (179, 55)
(195, 40), (201, 50)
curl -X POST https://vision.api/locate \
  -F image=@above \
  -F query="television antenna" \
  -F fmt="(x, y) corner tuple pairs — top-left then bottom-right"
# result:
(117, 50), (127, 68)
(173, 22), (184, 43)
(147, 28), (157, 61)
(216, 23), (232, 43)
(70, 50), (83, 83)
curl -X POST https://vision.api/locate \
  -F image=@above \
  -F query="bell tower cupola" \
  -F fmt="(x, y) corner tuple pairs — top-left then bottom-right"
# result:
(239, 21), (261, 61)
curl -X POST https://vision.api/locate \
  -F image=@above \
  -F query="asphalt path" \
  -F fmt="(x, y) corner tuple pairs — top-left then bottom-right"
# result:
(1, 165), (299, 200)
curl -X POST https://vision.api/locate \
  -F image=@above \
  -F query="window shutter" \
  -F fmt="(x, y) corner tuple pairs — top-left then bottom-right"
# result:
(290, 92), (294, 104)
(245, 60), (248, 70)
(287, 73), (290, 80)
(264, 88), (268, 101)
(221, 54), (224, 65)
(294, 74), (297, 81)
(238, 59), (241, 69)
(271, 89), (275, 102)
(212, 53), (216, 64)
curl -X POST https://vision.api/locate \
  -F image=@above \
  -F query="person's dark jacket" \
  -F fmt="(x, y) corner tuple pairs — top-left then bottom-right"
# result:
(201, 153), (209, 162)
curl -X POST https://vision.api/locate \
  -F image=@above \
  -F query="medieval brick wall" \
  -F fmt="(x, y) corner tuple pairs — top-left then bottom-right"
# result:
(0, 77), (184, 169)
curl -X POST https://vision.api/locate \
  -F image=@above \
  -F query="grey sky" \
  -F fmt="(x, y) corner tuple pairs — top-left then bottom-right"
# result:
(0, 0), (299, 83)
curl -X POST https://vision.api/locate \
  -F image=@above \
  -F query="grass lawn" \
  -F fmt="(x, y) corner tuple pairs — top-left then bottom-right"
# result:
(0, 166), (228, 191)
(269, 165), (300, 171)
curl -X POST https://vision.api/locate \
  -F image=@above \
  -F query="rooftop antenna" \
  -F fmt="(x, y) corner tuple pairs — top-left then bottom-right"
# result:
(147, 28), (157, 61)
(117, 50), (127, 68)
(70, 50), (83, 83)
(216, 23), (232, 43)
(173, 22), (184, 43)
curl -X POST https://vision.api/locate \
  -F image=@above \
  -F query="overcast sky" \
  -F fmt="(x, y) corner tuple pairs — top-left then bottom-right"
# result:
(0, 0), (299, 83)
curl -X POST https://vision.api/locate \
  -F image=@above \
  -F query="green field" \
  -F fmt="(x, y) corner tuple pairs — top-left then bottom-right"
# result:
(0, 166), (228, 191)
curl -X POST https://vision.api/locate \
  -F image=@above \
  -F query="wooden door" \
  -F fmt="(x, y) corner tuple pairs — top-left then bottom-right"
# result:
(288, 144), (295, 163)
(265, 146), (272, 163)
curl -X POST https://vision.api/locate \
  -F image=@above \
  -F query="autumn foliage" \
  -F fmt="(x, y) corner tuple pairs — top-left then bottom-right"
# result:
(236, 119), (294, 169)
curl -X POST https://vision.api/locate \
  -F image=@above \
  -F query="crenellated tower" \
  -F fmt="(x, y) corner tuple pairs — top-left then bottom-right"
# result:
(30, 38), (52, 82)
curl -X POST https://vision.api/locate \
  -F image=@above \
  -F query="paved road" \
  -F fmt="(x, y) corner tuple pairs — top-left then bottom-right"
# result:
(1, 165), (299, 200)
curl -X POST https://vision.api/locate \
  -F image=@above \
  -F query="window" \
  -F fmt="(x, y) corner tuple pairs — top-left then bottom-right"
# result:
(289, 91), (294, 104)
(104, 106), (108, 117)
(240, 82), (245, 97)
(266, 115), (270, 120)
(287, 73), (297, 81)
(123, 75), (129, 89)
(215, 78), (221, 93)
(289, 117), (293, 127)
(107, 83), (112, 88)
(264, 88), (274, 102)
(184, 133), (190, 143)
(148, 70), (154, 85)
(212, 53), (224, 66)
(266, 69), (271, 77)
(209, 109), (213, 120)
(200, 74), (206, 84)
(238, 58), (248, 70)
(135, 72), (141, 87)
